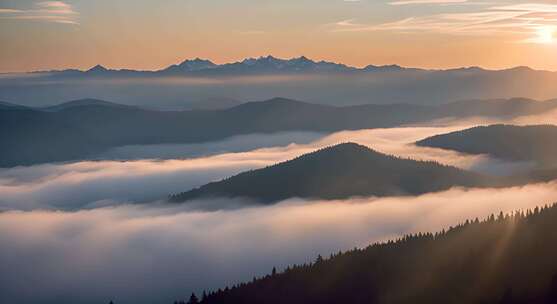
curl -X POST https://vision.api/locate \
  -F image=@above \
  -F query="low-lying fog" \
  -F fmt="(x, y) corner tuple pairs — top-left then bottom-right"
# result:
(3, 71), (557, 109)
(2, 184), (557, 304)
(1, 117), (556, 304)
(0, 125), (534, 211)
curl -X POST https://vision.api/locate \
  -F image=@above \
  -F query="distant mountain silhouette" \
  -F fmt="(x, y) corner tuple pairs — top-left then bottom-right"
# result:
(7, 56), (557, 108)
(162, 58), (218, 75)
(2, 97), (557, 167)
(30, 56), (555, 81)
(191, 204), (557, 304)
(363, 64), (406, 72)
(41, 98), (136, 112)
(40, 56), (360, 78)
(417, 125), (557, 165)
(0, 101), (29, 110)
(86, 64), (109, 74)
(169, 143), (488, 203)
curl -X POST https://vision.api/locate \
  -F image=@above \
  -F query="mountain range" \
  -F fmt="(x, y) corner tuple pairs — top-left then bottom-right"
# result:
(169, 143), (489, 203)
(2, 97), (557, 167)
(4, 56), (557, 108)
(39, 56), (405, 78)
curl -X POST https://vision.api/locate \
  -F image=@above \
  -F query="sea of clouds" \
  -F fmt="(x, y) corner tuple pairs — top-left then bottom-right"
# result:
(2, 184), (557, 304)
(1, 113), (556, 304)
(0, 125), (529, 211)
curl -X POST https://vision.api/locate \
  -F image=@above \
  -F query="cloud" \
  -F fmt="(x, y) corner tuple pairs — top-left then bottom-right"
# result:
(1, 182), (556, 304)
(0, 117), (554, 303)
(38, 1), (72, 9)
(333, 2), (557, 43)
(0, 1), (78, 24)
(0, 125), (537, 211)
(389, 0), (469, 5)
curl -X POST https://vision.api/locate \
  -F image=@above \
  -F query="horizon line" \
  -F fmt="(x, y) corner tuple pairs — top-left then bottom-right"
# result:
(0, 55), (554, 74)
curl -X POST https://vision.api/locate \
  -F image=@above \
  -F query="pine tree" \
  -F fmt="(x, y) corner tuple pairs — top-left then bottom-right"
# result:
(315, 254), (324, 264)
(187, 293), (199, 304)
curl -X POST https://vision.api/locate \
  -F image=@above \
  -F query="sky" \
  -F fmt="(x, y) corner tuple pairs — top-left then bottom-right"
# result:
(0, 0), (557, 72)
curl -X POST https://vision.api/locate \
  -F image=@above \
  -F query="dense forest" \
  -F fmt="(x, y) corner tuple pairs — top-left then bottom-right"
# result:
(170, 143), (489, 203)
(174, 203), (557, 304)
(2, 98), (556, 167)
(417, 125), (557, 165)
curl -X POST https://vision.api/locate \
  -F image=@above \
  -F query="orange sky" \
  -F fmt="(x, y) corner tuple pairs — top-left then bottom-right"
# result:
(1, 0), (556, 72)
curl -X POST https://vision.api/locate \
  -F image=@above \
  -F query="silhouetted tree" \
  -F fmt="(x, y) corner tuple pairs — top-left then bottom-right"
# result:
(315, 254), (324, 264)
(197, 204), (557, 304)
(187, 293), (199, 304)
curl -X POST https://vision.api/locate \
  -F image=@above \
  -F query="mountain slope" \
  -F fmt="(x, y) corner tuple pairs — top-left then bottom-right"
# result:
(169, 143), (488, 203)
(2, 98), (557, 167)
(194, 204), (557, 304)
(416, 125), (557, 165)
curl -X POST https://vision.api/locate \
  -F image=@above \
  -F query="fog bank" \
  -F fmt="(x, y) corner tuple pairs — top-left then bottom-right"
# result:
(0, 126), (536, 211)
(1, 183), (556, 304)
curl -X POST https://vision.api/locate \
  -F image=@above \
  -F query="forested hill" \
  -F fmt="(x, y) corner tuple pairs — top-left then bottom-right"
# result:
(169, 143), (488, 203)
(177, 203), (557, 304)
(416, 124), (557, 165)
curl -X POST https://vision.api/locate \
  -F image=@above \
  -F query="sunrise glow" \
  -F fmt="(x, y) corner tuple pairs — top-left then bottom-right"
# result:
(536, 26), (556, 44)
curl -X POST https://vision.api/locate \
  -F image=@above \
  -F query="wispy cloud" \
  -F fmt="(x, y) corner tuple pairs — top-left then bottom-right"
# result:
(332, 2), (557, 43)
(389, 0), (469, 5)
(0, 1), (78, 25)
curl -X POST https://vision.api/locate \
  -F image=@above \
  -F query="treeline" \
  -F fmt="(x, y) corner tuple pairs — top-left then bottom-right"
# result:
(175, 203), (557, 304)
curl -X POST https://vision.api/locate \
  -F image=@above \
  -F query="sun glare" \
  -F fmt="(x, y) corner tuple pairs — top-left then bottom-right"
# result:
(536, 26), (555, 44)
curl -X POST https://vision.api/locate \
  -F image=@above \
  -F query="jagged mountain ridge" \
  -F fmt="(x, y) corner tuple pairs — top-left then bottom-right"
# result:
(33, 55), (422, 77)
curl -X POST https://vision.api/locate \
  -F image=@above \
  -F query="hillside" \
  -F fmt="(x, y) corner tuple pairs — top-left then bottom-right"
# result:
(416, 125), (557, 165)
(184, 204), (557, 304)
(169, 143), (488, 203)
(2, 98), (556, 167)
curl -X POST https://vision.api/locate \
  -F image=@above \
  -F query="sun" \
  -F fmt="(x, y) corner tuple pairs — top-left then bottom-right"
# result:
(536, 26), (555, 44)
